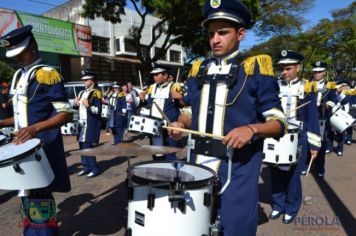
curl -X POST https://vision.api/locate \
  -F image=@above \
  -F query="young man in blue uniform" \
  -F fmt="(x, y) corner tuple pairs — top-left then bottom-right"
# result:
(139, 67), (181, 160)
(169, 1), (287, 235)
(311, 61), (338, 178)
(74, 72), (102, 178)
(108, 84), (126, 144)
(269, 50), (320, 224)
(0, 25), (72, 235)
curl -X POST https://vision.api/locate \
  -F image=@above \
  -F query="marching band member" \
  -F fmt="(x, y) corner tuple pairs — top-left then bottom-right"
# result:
(139, 67), (181, 160)
(74, 71), (102, 178)
(328, 80), (353, 156)
(108, 84), (127, 144)
(311, 61), (338, 178)
(269, 50), (320, 224)
(169, 1), (287, 235)
(0, 25), (72, 235)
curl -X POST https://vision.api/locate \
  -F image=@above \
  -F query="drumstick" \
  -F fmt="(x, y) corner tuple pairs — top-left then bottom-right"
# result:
(175, 68), (180, 83)
(73, 87), (77, 98)
(306, 157), (314, 176)
(138, 70), (143, 90)
(284, 101), (311, 116)
(163, 126), (224, 140)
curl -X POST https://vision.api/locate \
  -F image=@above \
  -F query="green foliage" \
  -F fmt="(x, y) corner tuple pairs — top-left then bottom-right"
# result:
(0, 61), (15, 83)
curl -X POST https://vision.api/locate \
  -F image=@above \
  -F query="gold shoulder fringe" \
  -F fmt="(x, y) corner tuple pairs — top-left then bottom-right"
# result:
(326, 81), (336, 89)
(35, 67), (62, 85)
(92, 89), (102, 99)
(188, 60), (203, 77)
(243, 54), (274, 76)
(304, 80), (317, 93)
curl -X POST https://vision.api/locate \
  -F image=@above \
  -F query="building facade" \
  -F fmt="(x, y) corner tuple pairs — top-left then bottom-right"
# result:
(44, 0), (185, 84)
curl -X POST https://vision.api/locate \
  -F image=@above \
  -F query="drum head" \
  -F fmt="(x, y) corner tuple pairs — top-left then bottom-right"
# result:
(130, 161), (216, 189)
(0, 139), (41, 163)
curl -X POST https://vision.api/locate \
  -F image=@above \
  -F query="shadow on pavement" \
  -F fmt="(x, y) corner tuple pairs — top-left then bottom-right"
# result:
(58, 182), (127, 235)
(313, 174), (356, 235)
(0, 190), (17, 204)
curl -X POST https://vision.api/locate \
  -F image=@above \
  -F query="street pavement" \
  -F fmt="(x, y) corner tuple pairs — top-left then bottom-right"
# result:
(0, 131), (355, 235)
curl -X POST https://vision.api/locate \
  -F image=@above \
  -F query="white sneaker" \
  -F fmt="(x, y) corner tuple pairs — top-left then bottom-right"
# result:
(284, 214), (292, 221)
(337, 152), (343, 156)
(77, 170), (88, 176)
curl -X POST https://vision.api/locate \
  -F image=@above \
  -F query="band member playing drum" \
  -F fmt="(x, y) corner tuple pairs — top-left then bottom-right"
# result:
(169, 1), (287, 235)
(74, 71), (102, 178)
(311, 61), (338, 178)
(139, 67), (181, 160)
(0, 25), (72, 235)
(269, 50), (320, 224)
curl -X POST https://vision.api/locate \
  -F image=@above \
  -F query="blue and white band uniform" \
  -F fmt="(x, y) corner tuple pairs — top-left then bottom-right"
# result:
(10, 59), (72, 193)
(184, 49), (287, 235)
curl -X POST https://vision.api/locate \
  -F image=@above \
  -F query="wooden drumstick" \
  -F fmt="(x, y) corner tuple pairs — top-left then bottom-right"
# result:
(138, 70), (143, 90)
(175, 68), (180, 83)
(306, 157), (314, 176)
(284, 101), (311, 116)
(163, 126), (224, 140)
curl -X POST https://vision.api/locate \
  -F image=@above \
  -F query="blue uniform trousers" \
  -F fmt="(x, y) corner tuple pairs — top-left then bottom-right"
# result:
(344, 127), (353, 144)
(79, 142), (100, 174)
(270, 132), (307, 216)
(314, 141), (326, 174)
(111, 127), (124, 145)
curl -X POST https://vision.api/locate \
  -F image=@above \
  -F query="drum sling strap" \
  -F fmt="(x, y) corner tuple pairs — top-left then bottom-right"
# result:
(20, 191), (59, 236)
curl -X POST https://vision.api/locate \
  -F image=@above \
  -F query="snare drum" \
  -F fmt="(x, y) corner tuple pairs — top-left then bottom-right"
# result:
(127, 160), (217, 236)
(0, 138), (54, 190)
(61, 122), (79, 135)
(330, 108), (356, 133)
(263, 125), (300, 166)
(128, 115), (163, 137)
(101, 104), (110, 118)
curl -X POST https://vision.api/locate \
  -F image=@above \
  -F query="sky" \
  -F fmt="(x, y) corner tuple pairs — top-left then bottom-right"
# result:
(0, 0), (353, 49)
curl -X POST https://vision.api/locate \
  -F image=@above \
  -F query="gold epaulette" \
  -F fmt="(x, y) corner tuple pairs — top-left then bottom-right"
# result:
(243, 54), (274, 76)
(326, 81), (336, 89)
(188, 60), (203, 77)
(147, 85), (153, 95)
(171, 82), (182, 93)
(35, 67), (62, 85)
(92, 89), (102, 99)
(304, 80), (317, 93)
(118, 91), (126, 97)
(344, 89), (355, 96)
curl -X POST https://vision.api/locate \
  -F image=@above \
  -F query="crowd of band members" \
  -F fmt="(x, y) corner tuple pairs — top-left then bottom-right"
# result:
(0, 0), (356, 235)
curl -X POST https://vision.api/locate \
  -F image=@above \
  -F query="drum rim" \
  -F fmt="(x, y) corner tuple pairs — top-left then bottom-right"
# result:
(129, 160), (216, 189)
(131, 114), (163, 122)
(0, 139), (42, 167)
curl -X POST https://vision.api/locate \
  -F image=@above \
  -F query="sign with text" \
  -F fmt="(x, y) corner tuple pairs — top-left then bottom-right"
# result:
(0, 8), (92, 56)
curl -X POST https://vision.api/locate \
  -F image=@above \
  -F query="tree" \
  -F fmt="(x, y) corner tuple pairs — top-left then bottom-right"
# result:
(253, 0), (314, 47)
(82, 0), (260, 82)
(0, 61), (15, 83)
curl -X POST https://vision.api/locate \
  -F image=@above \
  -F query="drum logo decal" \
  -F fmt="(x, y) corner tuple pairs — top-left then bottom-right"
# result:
(135, 211), (145, 226)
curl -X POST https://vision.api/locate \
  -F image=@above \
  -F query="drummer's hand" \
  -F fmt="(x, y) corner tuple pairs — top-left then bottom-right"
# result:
(310, 150), (318, 159)
(139, 91), (146, 100)
(223, 125), (255, 149)
(81, 98), (90, 108)
(74, 97), (80, 106)
(13, 126), (37, 145)
(168, 122), (184, 140)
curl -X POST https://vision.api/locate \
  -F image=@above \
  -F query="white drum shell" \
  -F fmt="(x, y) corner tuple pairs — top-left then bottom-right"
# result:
(128, 115), (162, 137)
(61, 122), (79, 135)
(263, 129), (299, 165)
(127, 186), (212, 236)
(101, 104), (110, 118)
(0, 139), (54, 190)
(330, 108), (355, 133)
